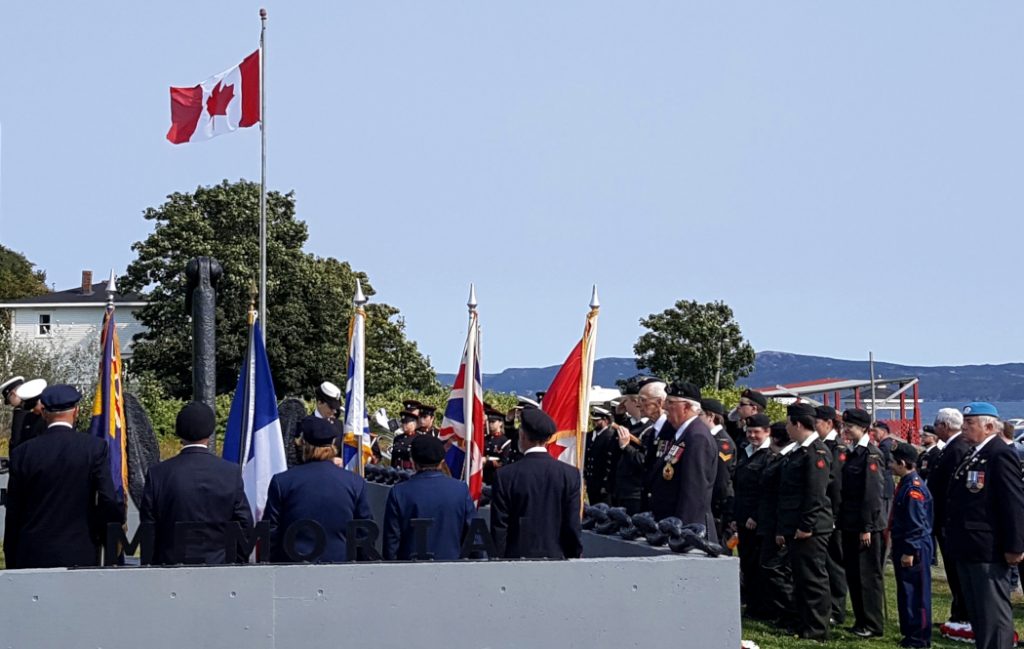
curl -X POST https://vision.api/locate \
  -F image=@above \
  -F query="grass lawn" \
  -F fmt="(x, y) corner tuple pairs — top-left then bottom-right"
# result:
(742, 561), (1024, 648)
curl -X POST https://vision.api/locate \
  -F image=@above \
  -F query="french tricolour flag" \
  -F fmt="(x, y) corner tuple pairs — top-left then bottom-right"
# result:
(439, 310), (485, 502)
(223, 315), (287, 522)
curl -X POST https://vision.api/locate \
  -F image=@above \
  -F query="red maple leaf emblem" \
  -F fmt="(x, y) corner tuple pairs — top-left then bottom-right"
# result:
(869, 463), (878, 472)
(816, 459), (826, 469)
(839, 452), (847, 462)
(206, 81), (235, 118)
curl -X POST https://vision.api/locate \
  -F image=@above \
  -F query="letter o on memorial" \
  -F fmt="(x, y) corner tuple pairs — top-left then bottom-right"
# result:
(283, 520), (327, 563)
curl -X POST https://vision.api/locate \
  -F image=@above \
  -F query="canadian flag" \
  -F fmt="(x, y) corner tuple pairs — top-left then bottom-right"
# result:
(167, 50), (260, 144)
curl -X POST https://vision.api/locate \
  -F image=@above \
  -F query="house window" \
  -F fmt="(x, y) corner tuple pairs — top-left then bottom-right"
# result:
(38, 314), (51, 336)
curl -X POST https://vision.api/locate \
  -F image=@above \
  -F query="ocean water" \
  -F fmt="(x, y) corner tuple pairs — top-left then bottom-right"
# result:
(918, 401), (1024, 422)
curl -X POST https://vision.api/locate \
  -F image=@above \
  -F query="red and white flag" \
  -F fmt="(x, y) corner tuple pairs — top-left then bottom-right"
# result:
(167, 50), (260, 144)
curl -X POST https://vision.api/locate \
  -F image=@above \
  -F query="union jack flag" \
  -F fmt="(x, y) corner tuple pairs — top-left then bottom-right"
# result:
(439, 309), (485, 502)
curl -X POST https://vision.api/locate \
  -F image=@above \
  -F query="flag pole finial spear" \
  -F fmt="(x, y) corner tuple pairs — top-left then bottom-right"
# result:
(467, 283), (477, 312)
(106, 269), (117, 309)
(354, 278), (367, 306)
(590, 284), (600, 309)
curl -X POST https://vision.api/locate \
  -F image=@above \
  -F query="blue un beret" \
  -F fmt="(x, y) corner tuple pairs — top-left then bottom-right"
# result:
(300, 416), (337, 446)
(40, 384), (82, 412)
(963, 402), (1000, 418)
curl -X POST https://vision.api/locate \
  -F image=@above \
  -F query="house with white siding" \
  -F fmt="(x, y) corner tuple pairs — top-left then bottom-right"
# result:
(0, 271), (147, 358)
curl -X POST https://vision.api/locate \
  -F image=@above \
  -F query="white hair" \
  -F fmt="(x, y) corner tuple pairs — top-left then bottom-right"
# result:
(977, 415), (1002, 431)
(640, 381), (667, 400)
(935, 408), (963, 431)
(684, 398), (702, 412)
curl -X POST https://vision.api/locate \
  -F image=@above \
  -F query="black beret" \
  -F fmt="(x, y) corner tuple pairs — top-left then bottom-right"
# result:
(636, 376), (664, 390)
(520, 407), (557, 441)
(871, 420), (890, 433)
(300, 416), (337, 446)
(700, 398), (725, 417)
(411, 435), (446, 465)
(891, 442), (919, 465)
(40, 384), (82, 412)
(922, 425), (936, 435)
(770, 421), (790, 443)
(787, 403), (816, 419)
(746, 414), (771, 429)
(815, 405), (837, 420)
(666, 381), (701, 402)
(741, 389), (768, 409)
(843, 408), (871, 428)
(176, 401), (215, 442)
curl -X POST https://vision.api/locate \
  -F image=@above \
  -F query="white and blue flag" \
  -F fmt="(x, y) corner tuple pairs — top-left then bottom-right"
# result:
(343, 284), (372, 472)
(224, 315), (287, 521)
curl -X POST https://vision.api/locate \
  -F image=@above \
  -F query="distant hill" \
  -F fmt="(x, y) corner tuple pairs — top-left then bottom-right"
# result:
(438, 351), (1024, 402)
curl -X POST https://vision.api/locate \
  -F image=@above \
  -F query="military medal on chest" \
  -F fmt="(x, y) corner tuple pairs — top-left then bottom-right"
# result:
(966, 469), (986, 493)
(662, 442), (685, 480)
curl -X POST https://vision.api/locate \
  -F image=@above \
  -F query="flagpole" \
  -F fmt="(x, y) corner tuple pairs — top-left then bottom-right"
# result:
(577, 286), (600, 507)
(354, 281), (368, 478)
(258, 8), (268, 336)
(464, 284), (478, 489)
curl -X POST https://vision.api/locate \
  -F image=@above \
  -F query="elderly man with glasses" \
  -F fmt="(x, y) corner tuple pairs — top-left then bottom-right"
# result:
(648, 381), (719, 542)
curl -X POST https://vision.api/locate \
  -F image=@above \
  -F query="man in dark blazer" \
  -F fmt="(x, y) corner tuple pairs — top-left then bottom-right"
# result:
(648, 381), (718, 542)
(3, 384), (123, 569)
(945, 403), (1024, 649)
(927, 407), (973, 633)
(140, 401), (253, 565)
(490, 408), (582, 559)
(384, 435), (477, 560)
(263, 416), (372, 563)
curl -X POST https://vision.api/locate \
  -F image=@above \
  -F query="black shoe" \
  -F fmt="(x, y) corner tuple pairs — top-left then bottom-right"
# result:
(798, 631), (830, 642)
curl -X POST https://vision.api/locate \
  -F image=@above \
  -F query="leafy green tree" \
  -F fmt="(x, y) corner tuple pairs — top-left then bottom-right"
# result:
(634, 299), (755, 389)
(0, 245), (48, 301)
(122, 180), (437, 399)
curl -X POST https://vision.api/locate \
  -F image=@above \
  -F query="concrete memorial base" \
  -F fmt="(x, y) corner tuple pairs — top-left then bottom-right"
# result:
(0, 555), (739, 649)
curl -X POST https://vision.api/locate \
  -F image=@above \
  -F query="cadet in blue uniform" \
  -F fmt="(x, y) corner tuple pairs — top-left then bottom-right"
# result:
(490, 408), (582, 559)
(839, 408), (886, 638)
(263, 416), (373, 563)
(775, 403), (834, 641)
(889, 443), (933, 649)
(945, 402), (1024, 649)
(140, 402), (253, 565)
(3, 385), (123, 568)
(383, 435), (477, 560)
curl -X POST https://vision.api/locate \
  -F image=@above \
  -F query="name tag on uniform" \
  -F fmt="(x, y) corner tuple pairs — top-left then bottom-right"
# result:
(966, 470), (985, 493)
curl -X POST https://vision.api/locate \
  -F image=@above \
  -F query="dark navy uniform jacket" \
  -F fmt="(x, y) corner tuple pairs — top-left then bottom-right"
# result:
(383, 470), (476, 560)
(140, 446), (254, 565)
(490, 451), (583, 559)
(890, 470), (933, 559)
(4, 423), (124, 568)
(927, 434), (972, 535)
(263, 460), (373, 563)
(945, 437), (1024, 563)
(649, 417), (718, 541)
(776, 438), (833, 537)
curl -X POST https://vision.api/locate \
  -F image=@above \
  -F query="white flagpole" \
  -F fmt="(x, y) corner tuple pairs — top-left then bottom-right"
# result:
(258, 8), (268, 335)
(464, 284), (478, 488)
(353, 280), (368, 477)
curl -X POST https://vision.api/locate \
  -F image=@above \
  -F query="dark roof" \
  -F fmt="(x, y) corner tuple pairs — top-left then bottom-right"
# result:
(0, 280), (145, 306)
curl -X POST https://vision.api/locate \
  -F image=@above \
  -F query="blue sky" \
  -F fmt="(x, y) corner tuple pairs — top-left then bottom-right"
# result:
(2, 2), (1023, 373)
